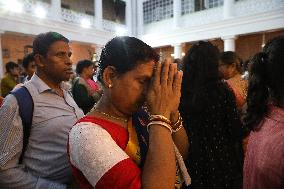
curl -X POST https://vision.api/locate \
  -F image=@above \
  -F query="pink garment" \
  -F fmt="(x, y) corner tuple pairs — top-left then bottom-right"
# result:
(243, 105), (284, 189)
(86, 79), (98, 91)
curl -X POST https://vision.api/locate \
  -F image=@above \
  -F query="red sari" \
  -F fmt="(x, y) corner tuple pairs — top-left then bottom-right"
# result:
(68, 116), (141, 189)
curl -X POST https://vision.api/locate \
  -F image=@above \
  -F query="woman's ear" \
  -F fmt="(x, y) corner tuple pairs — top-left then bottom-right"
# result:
(102, 66), (117, 88)
(34, 54), (45, 68)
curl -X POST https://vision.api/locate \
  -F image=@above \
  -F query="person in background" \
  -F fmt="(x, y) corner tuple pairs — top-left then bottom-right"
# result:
(0, 31), (84, 188)
(180, 41), (245, 189)
(0, 61), (20, 97)
(72, 59), (102, 114)
(86, 61), (102, 95)
(219, 51), (248, 111)
(22, 53), (36, 82)
(68, 36), (189, 189)
(243, 35), (284, 189)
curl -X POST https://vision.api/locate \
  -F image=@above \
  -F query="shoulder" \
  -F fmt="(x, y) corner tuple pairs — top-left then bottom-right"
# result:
(0, 94), (20, 129)
(0, 75), (10, 83)
(0, 94), (23, 168)
(72, 78), (86, 89)
(1, 94), (19, 111)
(70, 122), (111, 142)
(69, 122), (131, 187)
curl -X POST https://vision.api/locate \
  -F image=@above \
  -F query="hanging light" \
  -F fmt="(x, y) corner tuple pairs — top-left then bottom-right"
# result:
(115, 27), (127, 36)
(34, 5), (47, 18)
(261, 33), (266, 48)
(3, 0), (23, 13)
(81, 18), (91, 28)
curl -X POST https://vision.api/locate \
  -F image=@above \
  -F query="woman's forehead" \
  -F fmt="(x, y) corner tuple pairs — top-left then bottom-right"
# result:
(132, 61), (155, 74)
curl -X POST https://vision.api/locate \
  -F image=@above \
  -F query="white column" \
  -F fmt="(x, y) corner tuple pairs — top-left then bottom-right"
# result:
(173, 43), (182, 59)
(94, 44), (104, 61)
(223, 0), (234, 19)
(125, 0), (132, 36)
(173, 0), (182, 28)
(95, 0), (103, 30)
(222, 36), (236, 51)
(0, 31), (4, 80)
(204, 0), (209, 9)
(137, 0), (144, 36)
(51, 0), (61, 20)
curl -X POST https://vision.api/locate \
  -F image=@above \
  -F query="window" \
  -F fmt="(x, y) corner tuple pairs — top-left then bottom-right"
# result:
(143, 0), (173, 24)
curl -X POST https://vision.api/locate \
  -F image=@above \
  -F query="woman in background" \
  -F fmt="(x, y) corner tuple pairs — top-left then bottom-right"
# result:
(180, 41), (245, 189)
(243, 35), (284, 189)
(219, 51), (248, 111)
(72, 60), (102, 114)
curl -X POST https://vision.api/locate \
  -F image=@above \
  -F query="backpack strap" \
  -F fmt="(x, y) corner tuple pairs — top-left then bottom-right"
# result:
(10, 86), (34, 163)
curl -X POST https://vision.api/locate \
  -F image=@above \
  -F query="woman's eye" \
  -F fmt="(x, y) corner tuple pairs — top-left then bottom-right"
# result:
(56, 53), (65, 58)
(138, 80), (145, 84)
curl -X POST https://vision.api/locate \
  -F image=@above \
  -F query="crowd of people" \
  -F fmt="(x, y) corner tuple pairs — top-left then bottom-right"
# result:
(0, 31), (283, 189)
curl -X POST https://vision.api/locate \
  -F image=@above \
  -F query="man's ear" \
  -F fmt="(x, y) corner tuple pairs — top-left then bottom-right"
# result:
(102, 66), (117, 88)
(34, 54), (45, 68)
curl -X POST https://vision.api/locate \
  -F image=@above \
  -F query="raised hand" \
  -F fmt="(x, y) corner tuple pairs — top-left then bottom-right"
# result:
(146, 58), (183, 120)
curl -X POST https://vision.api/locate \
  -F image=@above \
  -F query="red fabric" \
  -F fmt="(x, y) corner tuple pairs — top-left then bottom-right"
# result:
(78, 116), (129, 149)
(87, 79), (99, 91)
(0, 97), (3, 107)
(96, 158), (141, 189)
(69, 116), (141, 189)
(243, 106), (284, 189)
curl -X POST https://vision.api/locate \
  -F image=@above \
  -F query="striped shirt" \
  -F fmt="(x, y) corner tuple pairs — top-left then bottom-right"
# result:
(0, 74), (84, 189)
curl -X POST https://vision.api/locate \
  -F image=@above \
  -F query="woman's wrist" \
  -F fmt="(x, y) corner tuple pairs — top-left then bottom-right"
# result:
(171, 112), (183, 133)
(170, 111), (179, 123)
(147, 112), (183, 134)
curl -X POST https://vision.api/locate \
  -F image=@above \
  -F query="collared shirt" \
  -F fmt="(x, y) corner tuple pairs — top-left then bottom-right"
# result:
(0, 74), (84, 189)
(243, 105), (284, 189)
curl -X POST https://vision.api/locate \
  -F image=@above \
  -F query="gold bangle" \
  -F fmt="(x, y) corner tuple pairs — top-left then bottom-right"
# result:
(149, 115), (171, 125)
(172, 121), (183, 133)
(147, 121), (172, 134)
(172, 112), (182, 127)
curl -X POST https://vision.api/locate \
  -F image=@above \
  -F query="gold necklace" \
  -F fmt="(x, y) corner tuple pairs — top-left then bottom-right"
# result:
(93, 108), (128, 123)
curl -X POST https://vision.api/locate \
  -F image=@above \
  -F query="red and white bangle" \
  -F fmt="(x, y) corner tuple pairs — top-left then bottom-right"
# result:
(172, 120), (183, 133)
(172, 113), (183, 133)
(147, 120), (173, 134)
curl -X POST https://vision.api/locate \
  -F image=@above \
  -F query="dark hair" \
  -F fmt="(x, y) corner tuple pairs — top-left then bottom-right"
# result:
(180, 41), (220, 111)
(243, 35), (284, 130)
(98, 36), (159, 84)
(220, 51), (243, 73)
(76, 59), (94, 74)
(22, 53), (34, 69)
(33, 31), (69, 57)
(5, 61), (19, 73)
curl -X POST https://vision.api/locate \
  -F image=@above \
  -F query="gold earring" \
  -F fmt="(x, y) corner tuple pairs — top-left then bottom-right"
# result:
(108, 84), (112, 88)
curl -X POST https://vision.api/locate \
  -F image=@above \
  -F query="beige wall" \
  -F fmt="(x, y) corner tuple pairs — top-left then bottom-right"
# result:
(236, 29), (284, 61)
(2, 33), (34, 65)
(1, 33), (96, 72)
(156, 29), (284, 62)
(69, 42), (96, 64)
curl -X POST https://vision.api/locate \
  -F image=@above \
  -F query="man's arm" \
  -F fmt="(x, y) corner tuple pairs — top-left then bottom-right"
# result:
(0, 95), (66, 189)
